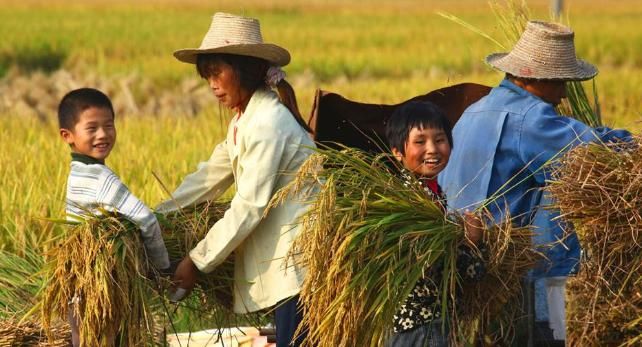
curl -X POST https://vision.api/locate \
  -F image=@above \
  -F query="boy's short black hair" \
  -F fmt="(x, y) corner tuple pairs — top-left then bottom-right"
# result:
(385, 101), (453, 155)
(58, 88), (114, 130)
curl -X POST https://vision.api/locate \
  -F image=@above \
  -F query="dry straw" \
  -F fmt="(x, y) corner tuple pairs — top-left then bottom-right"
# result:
(456, 212), (540, 344)
(0, 318), (69, 347)
(548, 138), (642, 346)
(41, 213), (159, 346)
(270, 146), (539, 346)
(158, 201), (267, 330)
(39, 201), (261, 346)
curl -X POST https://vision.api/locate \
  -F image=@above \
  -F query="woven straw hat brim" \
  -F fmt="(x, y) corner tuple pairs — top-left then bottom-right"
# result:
(174, 43), (291, 66)
(486, 52), (597, 81)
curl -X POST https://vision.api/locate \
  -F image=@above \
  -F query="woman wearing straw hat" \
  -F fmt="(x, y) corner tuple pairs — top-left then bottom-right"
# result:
(439, 21), (631, 345)
(156, 13), (314, 346)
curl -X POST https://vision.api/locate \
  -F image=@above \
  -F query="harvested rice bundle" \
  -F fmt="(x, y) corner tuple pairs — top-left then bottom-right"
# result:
(270, 146), (537, 346)
(0, 318), (70, 347)
(160, 201), (234, 308)
(455, 213), (540, 344)
(41, 201), (261, 346)
(159, 201), (266, 329)
(41, 214), (159, 346)
(548, 139), (642, 346)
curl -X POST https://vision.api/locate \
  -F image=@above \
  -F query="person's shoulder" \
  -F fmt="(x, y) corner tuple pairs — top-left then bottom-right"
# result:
(522, 99), (561, 123)
(79, 163), (126, 188)
(467, 81), (544, 117)
(69, 160), (110, 179)
(253, 90), (290, 120)
(248, 90), (304, 136)
(99, 164), (125, 183)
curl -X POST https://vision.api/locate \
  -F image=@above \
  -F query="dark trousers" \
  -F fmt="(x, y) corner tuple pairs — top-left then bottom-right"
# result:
(274, 294), (306, 347)
(385, 320), (448, 347)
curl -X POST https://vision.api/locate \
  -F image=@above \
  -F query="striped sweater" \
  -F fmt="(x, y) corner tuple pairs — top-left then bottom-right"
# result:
(65, 153), (169, 269)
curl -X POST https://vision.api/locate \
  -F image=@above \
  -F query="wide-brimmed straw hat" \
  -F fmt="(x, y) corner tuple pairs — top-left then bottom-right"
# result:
(486, 20), (597, 81)
(174, 12), (290, 66)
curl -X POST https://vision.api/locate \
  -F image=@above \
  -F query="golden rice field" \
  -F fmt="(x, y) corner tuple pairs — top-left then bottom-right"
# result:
(1, 0), (641, 258)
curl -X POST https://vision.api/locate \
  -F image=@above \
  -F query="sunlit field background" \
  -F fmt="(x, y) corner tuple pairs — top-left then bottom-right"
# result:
(1, 0), (641, 254)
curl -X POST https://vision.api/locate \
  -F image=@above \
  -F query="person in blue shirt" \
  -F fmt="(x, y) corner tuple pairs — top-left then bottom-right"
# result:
(439, 20), (631, 345)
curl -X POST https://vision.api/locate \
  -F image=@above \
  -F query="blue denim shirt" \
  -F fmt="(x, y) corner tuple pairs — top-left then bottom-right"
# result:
(439, 78), (631, 278)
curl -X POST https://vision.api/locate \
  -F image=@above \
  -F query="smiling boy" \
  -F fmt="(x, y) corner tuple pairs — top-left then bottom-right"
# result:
(384, 101), (484, 347)
(58, 87), (169, 346)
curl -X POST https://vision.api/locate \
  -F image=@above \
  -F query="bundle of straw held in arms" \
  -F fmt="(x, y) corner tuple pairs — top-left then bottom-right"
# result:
(269, 145), (541, 346)
(39, 200), (261, 346)
(548, 137), (642, 346)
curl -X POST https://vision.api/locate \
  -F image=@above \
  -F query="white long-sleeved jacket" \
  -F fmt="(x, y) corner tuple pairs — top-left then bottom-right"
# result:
(157, 88), (314, 313)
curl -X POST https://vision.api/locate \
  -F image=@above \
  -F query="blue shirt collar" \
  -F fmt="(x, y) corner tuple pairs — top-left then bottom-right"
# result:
(498, 78), (550, 105)
(499, 78), (529, 96)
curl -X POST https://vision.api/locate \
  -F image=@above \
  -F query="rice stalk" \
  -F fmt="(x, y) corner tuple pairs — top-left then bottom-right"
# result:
(39, 201), (264, 346)
(548, 137), (642, 346)
(455, 211), (540, 344)
(0, 249), (45, 318)
(41, 213), (159, 346)
(272, 145), (538, 346)
(488, 0), (530, 48)
(559, 79), (603, 128)
(158, 201), (267, 330)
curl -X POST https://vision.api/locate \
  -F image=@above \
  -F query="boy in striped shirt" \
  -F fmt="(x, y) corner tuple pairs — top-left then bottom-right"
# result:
(59, 88), (169, 346)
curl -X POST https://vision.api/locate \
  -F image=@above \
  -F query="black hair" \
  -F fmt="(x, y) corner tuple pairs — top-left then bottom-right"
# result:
(196, 53), (312, 133)
(58, 88), (114, 130)
(197, 53), (269, 94)
(385, 101), (453, 155)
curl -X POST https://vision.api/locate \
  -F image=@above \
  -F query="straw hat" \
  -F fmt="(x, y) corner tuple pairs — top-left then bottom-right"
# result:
(486, 20), (597, 81)
(174, 12), (290, 66)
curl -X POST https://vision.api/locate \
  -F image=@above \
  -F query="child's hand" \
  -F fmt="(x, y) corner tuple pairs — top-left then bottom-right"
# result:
(463, 211), (484, 245)
(170, 256), (199, 301)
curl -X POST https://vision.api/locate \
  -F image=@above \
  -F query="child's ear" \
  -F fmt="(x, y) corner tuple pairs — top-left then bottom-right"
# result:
(391, 147), (403, 162)
(60, 128), (74, 145)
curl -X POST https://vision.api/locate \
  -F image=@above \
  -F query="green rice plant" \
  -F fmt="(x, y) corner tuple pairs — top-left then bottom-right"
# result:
(488, 0), (530, 48)
(558, 79), (603, 128)
(0, 41), (68, 76)
(0, 249), (45, 318)
(272, 148), (460, 346)
(269, 145), (538, 346)
(1, 0), (640, 125)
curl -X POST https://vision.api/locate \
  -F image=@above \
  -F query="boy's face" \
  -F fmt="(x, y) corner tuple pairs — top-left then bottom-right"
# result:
(392, 126), (451, 179)
(60, 106), (116, 161)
